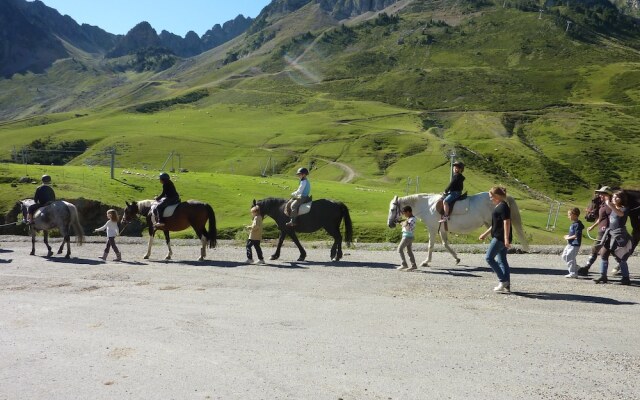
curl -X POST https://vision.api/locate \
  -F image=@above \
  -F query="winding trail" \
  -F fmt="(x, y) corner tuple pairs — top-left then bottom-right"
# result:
(316, 158), (357, 183)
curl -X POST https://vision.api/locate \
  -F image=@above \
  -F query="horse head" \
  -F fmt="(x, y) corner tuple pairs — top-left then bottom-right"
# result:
(387, 195), (401, 228)
(584, 193), (602, 223)
(122, 201), (139, 224)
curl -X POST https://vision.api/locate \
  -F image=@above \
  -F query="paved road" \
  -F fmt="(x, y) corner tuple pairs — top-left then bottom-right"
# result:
(1, 238), (639, 399)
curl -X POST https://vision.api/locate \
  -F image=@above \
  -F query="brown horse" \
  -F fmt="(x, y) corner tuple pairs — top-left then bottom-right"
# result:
(122, 199), (216, 261)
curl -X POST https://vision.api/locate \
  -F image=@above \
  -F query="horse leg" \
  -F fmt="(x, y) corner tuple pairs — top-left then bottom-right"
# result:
(329, 228), (342, 262)
(43, 231), (53, 257)
(195, 224), (206, 261)
(270, 231), (286, 260)
(289, 232), (306, 261)
(163, 230), (172, 260)
(30, 230), (36, 256)
(440, 230), (460, 264)
(64, 234), (71, 259)
(57, 227), (67, 255)
(144, 223), (154, 259)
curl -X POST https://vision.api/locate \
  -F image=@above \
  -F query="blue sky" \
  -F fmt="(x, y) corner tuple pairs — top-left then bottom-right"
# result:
(37, 0), (272, 37)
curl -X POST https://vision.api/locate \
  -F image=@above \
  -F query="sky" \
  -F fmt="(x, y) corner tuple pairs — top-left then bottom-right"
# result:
(36, 0), (272, 37)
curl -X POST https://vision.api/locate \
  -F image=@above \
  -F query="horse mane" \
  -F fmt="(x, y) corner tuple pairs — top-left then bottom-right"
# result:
(136, 199), (155, 215)
(257, 197), (286, 208)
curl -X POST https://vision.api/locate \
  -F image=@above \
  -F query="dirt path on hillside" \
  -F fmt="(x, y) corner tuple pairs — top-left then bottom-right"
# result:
(1, 238), (639, 399)
(316, 157), (357, 183)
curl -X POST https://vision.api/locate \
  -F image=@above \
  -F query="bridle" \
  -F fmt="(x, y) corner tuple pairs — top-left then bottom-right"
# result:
(389, 196), (402, 225)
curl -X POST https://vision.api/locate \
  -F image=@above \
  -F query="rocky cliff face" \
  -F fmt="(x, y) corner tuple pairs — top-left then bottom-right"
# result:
(257, 0), (400, 20)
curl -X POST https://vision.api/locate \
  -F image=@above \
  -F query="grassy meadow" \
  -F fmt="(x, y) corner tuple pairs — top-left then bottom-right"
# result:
(1, 1), (639, 246)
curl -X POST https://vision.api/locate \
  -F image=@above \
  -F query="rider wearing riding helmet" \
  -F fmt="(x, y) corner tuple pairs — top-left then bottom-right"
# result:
(26, 175), (56, 224)
(154, 172), (181, 228)
(286, 167), (311, 227)
(440, 161), (465, 222)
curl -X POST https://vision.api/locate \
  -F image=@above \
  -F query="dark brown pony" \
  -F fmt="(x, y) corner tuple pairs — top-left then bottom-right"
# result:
(585, 189), (640, 252)
(122, 199), (216, 261)
(253, 197), (352, 262)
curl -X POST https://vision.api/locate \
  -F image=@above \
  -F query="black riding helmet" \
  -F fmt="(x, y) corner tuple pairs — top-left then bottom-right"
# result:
(41, 174), (51, 183)
(296, 167), (309, 175)
(159, 172), (170, 181)
(452, 161), (465, 170)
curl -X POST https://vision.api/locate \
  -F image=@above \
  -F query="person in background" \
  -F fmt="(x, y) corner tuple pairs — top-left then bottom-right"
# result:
(562, 207), (584, 279)
(479, 186), (512, 293)
(578, 186), (612, 276)
(397, 205), (418, 271)
(594, 190), (632, 285)
(26, 175), (55, 224)
(245, 205), (265, 265)
(95, 209), (121, 261)
(439, 161), (465, 222)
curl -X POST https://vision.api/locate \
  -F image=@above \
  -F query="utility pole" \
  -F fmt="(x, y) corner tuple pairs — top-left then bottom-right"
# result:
(566, 20), (572, 32)
(448, 150), (457, 181)
(110, 147), (115, 179)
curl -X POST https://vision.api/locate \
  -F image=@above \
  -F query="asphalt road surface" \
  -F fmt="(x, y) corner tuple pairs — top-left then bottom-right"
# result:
(1, 237), (638, 400)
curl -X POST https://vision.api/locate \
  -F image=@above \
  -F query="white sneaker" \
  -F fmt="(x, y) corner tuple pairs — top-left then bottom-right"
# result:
(405, 264), (417, 271)
(254, 259), (266, 265)
(611, 267), (621, 275)
(397, 264), (408, 270)
(493, 282), (510, 293)
(244, 259), (253, 264)
(565, 273), (578, 279)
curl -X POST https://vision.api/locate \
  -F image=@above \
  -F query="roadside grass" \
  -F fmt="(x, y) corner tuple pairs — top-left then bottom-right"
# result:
(0, 163), (584, 246)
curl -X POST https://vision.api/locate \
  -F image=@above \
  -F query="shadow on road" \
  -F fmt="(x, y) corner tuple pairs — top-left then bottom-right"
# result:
(0, 248), (14, 254)
(0, 259), (12, 263)
(298, 260), (396, 269)
(46, 257), (104, 266)
(513, 291), (638, 305)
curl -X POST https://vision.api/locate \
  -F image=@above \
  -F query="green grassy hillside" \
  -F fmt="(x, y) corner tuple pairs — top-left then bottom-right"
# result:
(0, 0), (638, 244)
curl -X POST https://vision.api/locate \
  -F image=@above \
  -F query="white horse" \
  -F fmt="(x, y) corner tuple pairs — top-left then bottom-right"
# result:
(387, 193), (529, 266)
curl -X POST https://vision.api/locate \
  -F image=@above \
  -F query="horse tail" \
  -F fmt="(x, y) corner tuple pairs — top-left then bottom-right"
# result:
(340, 202), (353, 246)
(206, 203), (217, 248)
(68, 203), (84, 246)
(506, 195), (528, 252)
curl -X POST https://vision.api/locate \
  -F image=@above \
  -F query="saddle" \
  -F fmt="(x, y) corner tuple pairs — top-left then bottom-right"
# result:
(285, 198), (313, 217)
(150, 202), (180, 223)
(436, 192), (468, 217)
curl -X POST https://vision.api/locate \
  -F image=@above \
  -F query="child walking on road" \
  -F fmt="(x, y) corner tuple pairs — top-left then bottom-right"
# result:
(562, 207), (584, 278)
(397, 205), (418, 271)
(245, 206), (265, 265)
(95, 209), (121, 261)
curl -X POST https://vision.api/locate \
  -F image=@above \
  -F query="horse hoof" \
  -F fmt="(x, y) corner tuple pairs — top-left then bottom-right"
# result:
(198, 257), (204, 261)
(297, 257), (306, 262)
(30, 251), (35, 256)
(47, 252), (54, 257)
(64, 255), (70, 259)
(420, 261), (429, 267)
(143, 255), (149, 260)
(331, 258), (340, 262)
(165, 256), (171, 260)
(269, 255), (278, 260)
(455, 258), (461, 264)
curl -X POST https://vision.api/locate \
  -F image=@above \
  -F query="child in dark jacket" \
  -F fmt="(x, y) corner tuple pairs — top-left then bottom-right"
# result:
(562, 207), (584, 278)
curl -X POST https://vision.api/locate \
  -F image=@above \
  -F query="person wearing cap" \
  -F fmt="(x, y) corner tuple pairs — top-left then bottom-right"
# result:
(439, 161), (465, 223)
(594, 190), (632, 285)
(578, 186), (613, 276)
(26, 175), (56, 224)
(154, 172), (181, 228)
(286, 167), (311, 227)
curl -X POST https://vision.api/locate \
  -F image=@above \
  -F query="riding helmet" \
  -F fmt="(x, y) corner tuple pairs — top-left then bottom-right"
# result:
(159, 172), (170, 181)
(296, 167), (309, 175)
(452, 161), (465, 169)
(41, 174), (51, 183)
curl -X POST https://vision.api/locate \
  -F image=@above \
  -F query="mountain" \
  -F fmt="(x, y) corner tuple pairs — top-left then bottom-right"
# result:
(0, 0), (116, 78)
(0, 0), (254, 77)
(1, 0), (640, 202)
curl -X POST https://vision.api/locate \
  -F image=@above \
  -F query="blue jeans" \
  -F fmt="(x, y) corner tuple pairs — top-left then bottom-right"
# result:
(485, 238), (510, 283)
(444, 191), (461, 204)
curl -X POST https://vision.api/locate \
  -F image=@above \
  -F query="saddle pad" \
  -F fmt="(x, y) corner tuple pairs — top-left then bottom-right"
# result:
(162, 203), (179, 217)
(298, 202), (312, 216)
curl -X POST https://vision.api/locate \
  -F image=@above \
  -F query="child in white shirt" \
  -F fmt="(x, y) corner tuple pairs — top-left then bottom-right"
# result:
(397, 205), (418, 271)
(95, 209), (121, 261)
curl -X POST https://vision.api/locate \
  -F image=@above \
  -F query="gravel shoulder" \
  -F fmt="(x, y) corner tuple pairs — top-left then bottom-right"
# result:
(1, 237), (639, 400)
